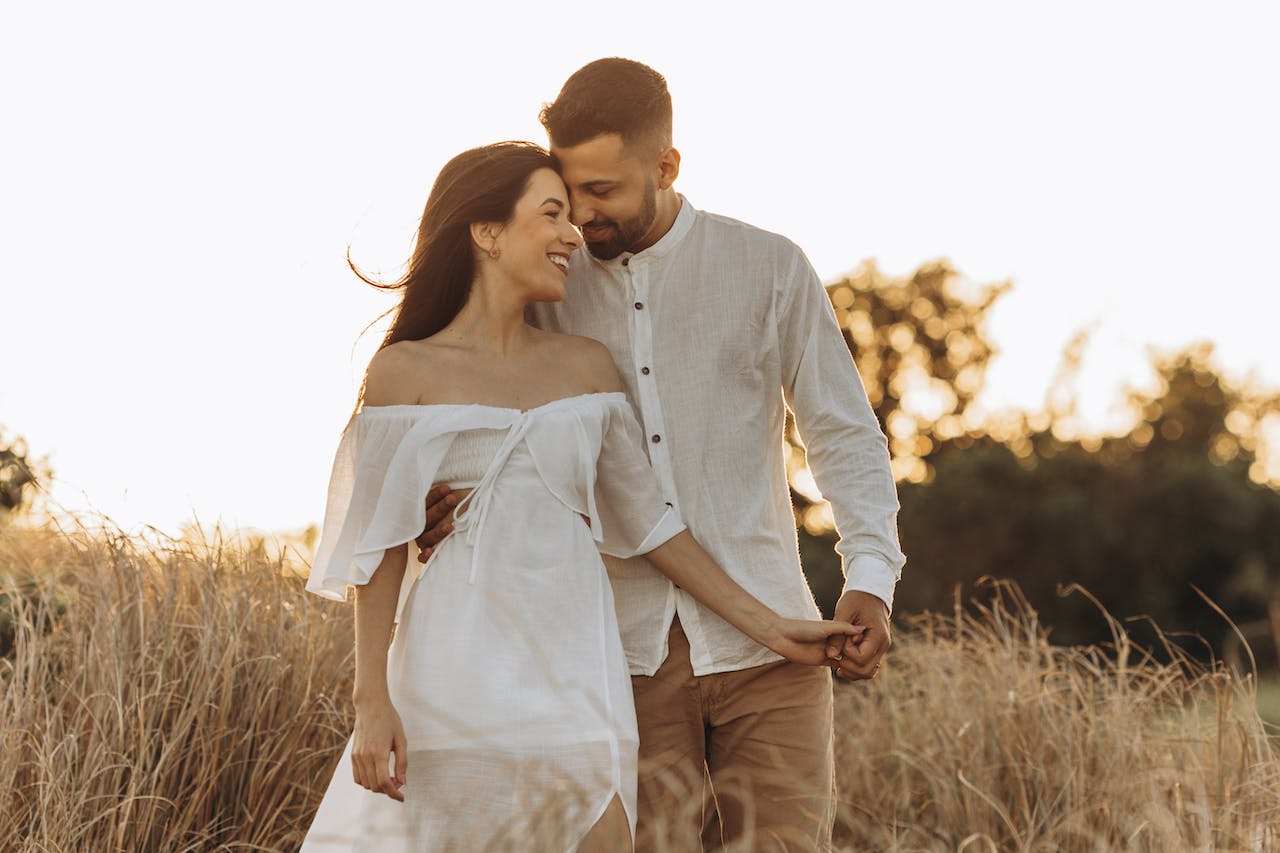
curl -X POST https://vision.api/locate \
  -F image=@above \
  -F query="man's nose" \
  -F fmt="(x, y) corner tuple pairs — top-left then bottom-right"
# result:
(567, 195), (593, 227)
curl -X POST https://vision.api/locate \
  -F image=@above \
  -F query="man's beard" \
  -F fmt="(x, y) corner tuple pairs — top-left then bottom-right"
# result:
(583, 177), (658, 261)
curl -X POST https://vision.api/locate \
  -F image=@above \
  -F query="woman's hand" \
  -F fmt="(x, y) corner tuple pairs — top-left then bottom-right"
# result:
(351, 697), (408, 802)
(641, 532), (868, 669)
(765, 618), (865, 667)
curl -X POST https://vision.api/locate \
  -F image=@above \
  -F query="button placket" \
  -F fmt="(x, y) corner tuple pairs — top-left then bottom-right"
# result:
(627, 259), (679, 510)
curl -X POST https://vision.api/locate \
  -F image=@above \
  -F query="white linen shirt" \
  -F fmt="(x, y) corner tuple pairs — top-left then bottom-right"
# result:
(529, 197), (905, 676)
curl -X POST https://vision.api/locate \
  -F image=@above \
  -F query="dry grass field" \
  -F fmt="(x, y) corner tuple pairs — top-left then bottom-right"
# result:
(2, 523), (1277, 851)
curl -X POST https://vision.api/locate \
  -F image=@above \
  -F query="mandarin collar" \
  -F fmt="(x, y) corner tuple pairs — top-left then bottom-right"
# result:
(587, 195), (696, 270)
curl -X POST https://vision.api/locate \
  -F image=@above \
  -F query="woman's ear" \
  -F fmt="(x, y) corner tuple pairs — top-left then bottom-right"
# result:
(469, 221), (505, 259)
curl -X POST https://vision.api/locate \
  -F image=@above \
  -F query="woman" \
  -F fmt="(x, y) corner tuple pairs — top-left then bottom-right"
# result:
(301, 141), (857, 852)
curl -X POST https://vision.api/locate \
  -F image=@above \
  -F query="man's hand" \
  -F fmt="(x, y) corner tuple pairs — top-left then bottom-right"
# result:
(415, 484), (459, 563)
(767, 618), (866, 667)
(826, 590), (891, 681)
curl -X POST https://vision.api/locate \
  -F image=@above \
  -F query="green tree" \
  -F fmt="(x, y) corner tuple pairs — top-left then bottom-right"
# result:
(796, 264), (1280, 662)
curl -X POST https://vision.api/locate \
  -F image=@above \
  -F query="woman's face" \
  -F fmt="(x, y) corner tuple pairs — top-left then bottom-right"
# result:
(493, 167), (581, 302)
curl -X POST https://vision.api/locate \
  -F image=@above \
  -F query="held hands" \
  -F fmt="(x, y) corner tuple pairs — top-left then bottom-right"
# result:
(827, 589), (892, 681)
(351, 697), (409, 802)
(765, 618), (866, 667)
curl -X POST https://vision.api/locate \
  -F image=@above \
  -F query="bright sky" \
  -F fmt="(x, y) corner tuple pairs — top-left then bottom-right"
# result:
(3, 2), (1278, 535)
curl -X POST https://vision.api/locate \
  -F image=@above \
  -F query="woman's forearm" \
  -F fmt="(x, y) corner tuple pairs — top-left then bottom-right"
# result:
(352, 544), (408, 707)
(643, 530), (783, 649)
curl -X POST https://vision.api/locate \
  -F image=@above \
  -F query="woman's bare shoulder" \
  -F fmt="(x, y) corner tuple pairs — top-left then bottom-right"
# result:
(542, 333), (624, 394)
(362, 340), (440, 406)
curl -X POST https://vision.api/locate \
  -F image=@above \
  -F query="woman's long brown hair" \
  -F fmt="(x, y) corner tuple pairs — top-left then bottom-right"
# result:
(349, 141), (555, 402)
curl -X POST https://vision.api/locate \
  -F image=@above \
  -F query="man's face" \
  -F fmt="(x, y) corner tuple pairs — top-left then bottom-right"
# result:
(551, 133), (658, 260)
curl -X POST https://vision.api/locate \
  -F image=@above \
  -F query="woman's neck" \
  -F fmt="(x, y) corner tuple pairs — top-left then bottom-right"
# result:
(437, 274), (534, 357)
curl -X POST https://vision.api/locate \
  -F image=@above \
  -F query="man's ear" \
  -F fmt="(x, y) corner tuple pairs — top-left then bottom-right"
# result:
(656, 146), (681, 190)
(469, 221), (504, 257)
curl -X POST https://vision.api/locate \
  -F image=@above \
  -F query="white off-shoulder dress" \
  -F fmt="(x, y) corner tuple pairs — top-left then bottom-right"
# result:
(301, 392), (685, 852)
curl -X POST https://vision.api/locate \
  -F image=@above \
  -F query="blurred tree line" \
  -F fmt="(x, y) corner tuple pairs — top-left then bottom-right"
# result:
(796, 261), (1280, 665)
(0, 428), (39, 520)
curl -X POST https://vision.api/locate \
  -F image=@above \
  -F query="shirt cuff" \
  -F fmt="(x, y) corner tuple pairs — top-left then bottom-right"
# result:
(841, 554), (899, 614)
(635, 507), (687, 554)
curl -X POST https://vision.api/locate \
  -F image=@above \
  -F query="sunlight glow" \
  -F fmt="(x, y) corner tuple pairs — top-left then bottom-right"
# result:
(2, 2), (1277, 533)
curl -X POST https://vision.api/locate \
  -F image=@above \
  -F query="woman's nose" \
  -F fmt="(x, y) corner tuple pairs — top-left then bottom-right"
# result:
(561, 222), (582, 249)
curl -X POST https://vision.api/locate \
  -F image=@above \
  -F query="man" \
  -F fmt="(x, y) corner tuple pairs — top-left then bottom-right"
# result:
(419, 59), (905, 850)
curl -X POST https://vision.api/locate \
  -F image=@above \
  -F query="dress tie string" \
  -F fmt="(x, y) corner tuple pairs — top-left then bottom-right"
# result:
(448, 414), (532, 584)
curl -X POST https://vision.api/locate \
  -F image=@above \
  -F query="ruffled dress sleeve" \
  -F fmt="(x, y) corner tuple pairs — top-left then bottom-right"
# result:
(307, 405), (519, 601)
(591, 397), (687, 558)
(523, 394), (685, 560)
(305, 408), (440, 599)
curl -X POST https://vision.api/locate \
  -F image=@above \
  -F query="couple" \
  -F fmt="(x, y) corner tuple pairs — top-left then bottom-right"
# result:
(302, 59), (905, 852)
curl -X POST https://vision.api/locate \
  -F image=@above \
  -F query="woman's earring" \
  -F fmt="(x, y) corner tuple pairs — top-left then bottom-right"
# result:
(488, 247), (501, 260)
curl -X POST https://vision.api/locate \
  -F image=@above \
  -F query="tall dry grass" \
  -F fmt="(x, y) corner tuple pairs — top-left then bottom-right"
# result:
(831, 585), (1280, 851)
(1, 524), (352, 852)
(1, 523), (1277, 851)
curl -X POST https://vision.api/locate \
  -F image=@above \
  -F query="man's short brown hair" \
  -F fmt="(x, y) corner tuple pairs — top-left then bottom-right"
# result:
(539, 58), (673, 155)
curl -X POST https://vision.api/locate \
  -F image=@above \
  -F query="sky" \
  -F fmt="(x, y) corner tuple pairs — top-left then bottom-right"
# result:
(3, 1), (1278, 536)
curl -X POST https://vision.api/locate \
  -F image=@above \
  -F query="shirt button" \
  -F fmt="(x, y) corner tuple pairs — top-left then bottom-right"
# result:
(641, 367), (651, 375)
(634, 302), (644, 310)
(621, 258), (629, 267)
(665, 501), (673, 508)
(651, 434), (661, 443)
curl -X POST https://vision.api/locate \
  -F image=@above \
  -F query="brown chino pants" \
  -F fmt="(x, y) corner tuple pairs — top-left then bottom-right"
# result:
(631, 618), (836, 852)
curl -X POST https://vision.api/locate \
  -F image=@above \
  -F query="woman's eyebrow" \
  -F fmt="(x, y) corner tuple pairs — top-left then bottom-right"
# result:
(541, 198), (566, 209)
